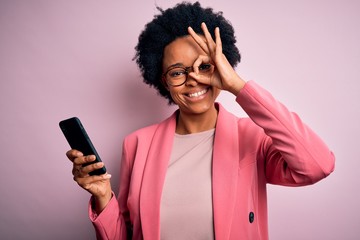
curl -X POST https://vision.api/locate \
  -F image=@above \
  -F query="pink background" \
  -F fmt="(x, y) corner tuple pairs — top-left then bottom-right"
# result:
(0, 0), (359, 239)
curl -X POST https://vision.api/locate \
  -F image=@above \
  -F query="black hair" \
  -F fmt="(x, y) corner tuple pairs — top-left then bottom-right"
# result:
(134, 1), (241, 104)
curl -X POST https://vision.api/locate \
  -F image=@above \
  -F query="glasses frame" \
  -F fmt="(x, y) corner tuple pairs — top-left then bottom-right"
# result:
(162, 64), (213, 87)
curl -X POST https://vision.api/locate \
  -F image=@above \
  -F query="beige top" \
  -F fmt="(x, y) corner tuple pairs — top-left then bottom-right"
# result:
(160, 129), (215, 240)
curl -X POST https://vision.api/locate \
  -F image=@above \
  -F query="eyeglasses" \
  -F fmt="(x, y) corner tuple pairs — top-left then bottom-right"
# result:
(162, 63), (214, 87)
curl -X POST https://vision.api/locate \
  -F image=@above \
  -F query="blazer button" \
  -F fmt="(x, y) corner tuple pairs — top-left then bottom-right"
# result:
(249, 212), (255, 223)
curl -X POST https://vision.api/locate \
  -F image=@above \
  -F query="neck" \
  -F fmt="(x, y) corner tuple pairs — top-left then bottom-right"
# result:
(176, 105), (218, 135)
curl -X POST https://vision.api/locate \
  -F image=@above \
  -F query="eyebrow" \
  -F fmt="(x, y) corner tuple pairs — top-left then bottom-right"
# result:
(166, 63), (185, 70)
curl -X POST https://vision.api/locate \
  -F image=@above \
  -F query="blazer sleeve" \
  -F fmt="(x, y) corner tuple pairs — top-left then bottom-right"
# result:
(88, 194), (126, 240)
(236, 81), (335, 186)
(88, 140), (132, 239)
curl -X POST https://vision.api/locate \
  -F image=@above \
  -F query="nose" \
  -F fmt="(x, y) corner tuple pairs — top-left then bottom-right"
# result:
(185, 66), (198, 86)
(185, 74), (198, 86)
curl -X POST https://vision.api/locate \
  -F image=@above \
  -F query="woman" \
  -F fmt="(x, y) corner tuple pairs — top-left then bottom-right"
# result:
(66, 2), (335, 239)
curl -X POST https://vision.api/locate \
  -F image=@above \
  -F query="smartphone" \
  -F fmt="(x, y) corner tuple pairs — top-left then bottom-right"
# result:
(59, 117), (106, 175)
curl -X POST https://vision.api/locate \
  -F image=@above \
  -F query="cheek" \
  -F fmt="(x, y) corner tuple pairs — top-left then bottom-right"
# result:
(168, 88), (183, 102)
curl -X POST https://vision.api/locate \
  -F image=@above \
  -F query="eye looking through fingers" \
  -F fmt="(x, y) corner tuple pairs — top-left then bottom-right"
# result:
(191, 55), (214, 74)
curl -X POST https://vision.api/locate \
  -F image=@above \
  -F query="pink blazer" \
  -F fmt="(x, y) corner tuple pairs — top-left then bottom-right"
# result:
(89, 81), (335, 240)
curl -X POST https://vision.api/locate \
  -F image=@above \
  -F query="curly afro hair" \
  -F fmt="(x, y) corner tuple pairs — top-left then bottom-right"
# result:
(134, 1), (241, 104)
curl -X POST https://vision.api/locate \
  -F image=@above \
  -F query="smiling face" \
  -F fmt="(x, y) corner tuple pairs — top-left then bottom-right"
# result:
(162, 36), (221, 116)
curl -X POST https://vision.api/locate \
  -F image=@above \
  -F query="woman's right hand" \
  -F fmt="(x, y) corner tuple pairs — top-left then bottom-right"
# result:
(66, 149), (112, 213)
(188, 23), (246, 96)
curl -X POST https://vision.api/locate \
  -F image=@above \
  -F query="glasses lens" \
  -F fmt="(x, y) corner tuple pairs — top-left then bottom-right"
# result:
(166, 67), (187, 86)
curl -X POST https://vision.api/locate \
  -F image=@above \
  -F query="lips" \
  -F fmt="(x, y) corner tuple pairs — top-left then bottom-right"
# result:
(186, 88), (208, 98)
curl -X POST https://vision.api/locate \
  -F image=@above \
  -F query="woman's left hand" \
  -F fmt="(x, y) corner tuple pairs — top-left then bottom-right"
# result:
(188, 22), (246, 96)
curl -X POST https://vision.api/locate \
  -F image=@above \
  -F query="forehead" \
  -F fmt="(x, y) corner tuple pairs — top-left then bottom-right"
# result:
(162, 35), (205, 69)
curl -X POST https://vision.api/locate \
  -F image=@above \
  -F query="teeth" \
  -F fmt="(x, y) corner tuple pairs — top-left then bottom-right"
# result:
(188, 89), (207, 98)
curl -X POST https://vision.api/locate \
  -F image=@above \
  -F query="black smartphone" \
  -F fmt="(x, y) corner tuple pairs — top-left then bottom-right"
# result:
(59, 117), (106, 176)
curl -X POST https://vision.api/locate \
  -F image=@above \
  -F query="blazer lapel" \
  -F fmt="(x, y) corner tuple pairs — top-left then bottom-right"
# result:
(212, 103), (240, 240)
(139, 112), (177, 240)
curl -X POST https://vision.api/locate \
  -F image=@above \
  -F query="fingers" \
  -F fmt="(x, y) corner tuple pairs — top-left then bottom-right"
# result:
(188, 26), (208, 54)
(214, 27), (223, 55)
(189, 55), (218, 87)
(66, 149), (111, 197)
(66, 149), (83, 162)
(72, 160), (111, 194)
(66, 149), (97, 165)
(71, 155), (95, 175)
(188, 23), (223, 62)
(74, 172), (111, 185)
(82, 161), (104, 176)
(73, 154), (96, 165)
(200, 22), (216, 53)
(74, 173), (111, 191)
(67, 149), (101, 178)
